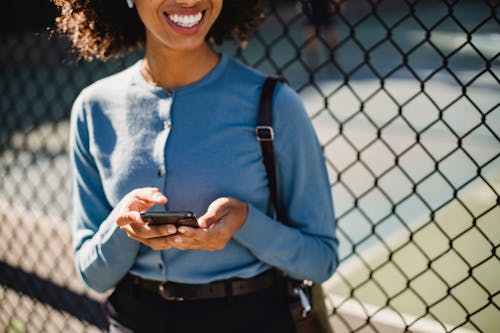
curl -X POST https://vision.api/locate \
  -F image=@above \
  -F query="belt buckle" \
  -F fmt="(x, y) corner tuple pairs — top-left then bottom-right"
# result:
(158, 283), (184, 302)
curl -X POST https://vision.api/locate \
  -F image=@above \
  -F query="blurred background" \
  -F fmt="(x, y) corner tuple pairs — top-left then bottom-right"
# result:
(1, 0), (498, 332)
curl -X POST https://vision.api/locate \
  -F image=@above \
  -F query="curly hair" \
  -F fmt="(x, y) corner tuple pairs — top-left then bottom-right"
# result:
(52, 0), (265, 61)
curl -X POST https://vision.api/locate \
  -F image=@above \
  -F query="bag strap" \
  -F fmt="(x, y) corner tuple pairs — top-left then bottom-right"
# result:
(257, 78), (334, 330)
(257, 77), (329, 323)
(256, 76), (287, 223)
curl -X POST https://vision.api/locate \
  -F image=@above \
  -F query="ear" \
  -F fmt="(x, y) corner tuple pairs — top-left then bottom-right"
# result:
(126, 0), (134, 8)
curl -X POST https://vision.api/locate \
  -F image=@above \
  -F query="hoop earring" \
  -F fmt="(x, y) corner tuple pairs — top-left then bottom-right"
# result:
(126, 0), (134, 8)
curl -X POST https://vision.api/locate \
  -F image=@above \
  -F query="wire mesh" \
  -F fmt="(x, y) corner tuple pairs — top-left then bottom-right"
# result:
(1, 0), (498, 332)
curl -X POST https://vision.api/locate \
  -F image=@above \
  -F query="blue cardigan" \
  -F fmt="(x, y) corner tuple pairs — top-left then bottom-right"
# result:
(69, 54), (338, 292)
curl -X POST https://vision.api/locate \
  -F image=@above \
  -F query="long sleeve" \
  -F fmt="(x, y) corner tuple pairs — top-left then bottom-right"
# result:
(233, 83), (338, 283)
(69, 91), (141, 292)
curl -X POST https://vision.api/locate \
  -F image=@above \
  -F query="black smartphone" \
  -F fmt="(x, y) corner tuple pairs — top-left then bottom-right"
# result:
(140, 211), (199, 228)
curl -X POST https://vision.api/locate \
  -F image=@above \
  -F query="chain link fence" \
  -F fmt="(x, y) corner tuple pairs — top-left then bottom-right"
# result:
(1, 0), (499, 332)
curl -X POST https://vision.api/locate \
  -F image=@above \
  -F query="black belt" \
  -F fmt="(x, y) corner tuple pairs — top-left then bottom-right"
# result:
(120, 269), (281, 302)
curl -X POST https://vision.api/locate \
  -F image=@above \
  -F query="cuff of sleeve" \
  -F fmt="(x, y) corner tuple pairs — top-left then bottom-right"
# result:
(77, 209), (140, 292)
(233, 203), (285, 254)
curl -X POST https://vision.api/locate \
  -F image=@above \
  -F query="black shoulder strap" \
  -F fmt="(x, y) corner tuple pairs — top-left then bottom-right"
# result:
(256, 76), (287, 223)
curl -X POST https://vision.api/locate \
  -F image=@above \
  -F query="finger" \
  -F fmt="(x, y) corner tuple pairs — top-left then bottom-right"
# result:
(116, 211), (142, 227)
(174, 227), (210, 245)
(170, 233), (201, 250)
(121, 225), (180, 250)
(176, 225), (207, 237)
(149, 233), (190, 250)
(131, 223), (178, 239)
(131, 187), (167, 205)
(133, 234), (177, 251)
(173, 228), (226, 251)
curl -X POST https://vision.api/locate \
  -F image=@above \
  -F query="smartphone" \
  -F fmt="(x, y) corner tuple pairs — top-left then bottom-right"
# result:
(140, 211), (199, 228)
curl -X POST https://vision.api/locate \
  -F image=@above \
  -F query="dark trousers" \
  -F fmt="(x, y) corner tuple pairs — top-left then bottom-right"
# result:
(103, 277), (295, 333)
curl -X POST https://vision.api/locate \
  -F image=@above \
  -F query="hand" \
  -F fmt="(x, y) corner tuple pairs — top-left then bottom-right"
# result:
(169, 197), (248, 251)
(115, 187), (178, 249)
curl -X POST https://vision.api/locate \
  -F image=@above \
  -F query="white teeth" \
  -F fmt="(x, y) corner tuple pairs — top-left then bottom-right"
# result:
(168, 12), (203, 28)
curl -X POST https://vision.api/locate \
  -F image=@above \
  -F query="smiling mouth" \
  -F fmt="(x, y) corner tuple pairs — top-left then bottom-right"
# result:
(165, 11), (205, 29)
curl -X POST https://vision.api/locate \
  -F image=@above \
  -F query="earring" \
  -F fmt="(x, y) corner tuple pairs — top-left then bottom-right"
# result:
(126, 0), (134, 8)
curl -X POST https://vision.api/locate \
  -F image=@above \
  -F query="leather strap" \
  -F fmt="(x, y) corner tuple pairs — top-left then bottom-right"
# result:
(256, 76), (287, 222)
(120, 269), (280, 301)
(257, 77), (323, 323)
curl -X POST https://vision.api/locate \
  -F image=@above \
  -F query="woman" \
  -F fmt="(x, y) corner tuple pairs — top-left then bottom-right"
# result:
(54, 0), (338, 332)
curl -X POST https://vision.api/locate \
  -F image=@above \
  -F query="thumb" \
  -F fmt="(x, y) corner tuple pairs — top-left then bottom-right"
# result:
(116, 211), (142, 227)
(198, 198), (230, 228)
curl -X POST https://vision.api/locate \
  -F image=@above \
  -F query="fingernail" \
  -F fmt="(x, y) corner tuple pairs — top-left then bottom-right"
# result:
(174, 236), (182, 243)
(153, 194), (164, 201)
(167, 226), (176, 234)
(178, 227), (186, 234)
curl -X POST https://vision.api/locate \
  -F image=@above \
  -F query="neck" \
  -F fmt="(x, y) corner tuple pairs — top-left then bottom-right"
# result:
(142, 37), (220, 89)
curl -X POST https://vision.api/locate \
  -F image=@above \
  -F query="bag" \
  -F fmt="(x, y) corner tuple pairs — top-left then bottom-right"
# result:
(257, 77), (333, 333)
(288, 281), (333, 333)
